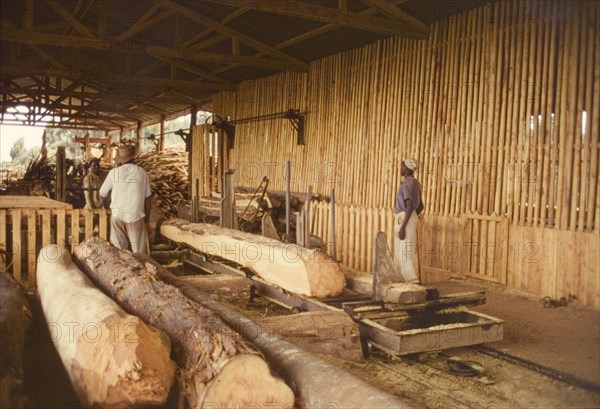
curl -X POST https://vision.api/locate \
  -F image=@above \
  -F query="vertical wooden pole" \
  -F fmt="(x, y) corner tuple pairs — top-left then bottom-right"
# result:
(135, 120), (141, 153)
(27, 210), (36, 288)
(71, 209), (80, 247)
(330, 188), (336, 259)
(159, 114), (165, 152)
(56, 146), (67, 202)
(305, 185), (313, 248)
(11, 210), (22, 283)
(221, 169), (236, 228)
(588, 1), (600, 233)
(0, 210), (5, 271)
(285, 160), (291, 237)
(56, 209), (66, 245)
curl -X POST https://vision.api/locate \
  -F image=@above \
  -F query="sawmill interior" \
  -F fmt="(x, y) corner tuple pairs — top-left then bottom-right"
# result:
(1, 0), (599, 408)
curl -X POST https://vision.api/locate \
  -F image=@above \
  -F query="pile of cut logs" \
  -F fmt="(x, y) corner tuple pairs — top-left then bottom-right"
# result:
(134, 148), (190, 218)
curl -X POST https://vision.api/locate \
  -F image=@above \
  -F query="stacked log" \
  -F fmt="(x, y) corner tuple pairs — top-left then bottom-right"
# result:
(73, 237), (294, 409)
(161, 218), (346, 298)
(134, 148), (189, 218)
(37, 245), (175, 408)
(0, 271), (31, 409)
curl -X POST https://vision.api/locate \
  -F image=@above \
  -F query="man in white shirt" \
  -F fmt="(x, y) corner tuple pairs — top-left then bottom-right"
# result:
(100, 145), (152, 255)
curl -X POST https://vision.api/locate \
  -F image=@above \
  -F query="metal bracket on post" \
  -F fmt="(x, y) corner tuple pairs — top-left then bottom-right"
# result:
(283, 109), (305, 145)
(213, 116), (236, 148)
(174, 128), (190, 144)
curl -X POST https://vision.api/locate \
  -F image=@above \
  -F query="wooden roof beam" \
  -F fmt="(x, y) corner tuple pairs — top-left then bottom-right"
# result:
(211, 2), (391, 75)
(46, 0), (95, 38)
(155, 0), (309, 71)
(2, 100), (165, 116)
(0, 85), (195, 105)
(0, 65), (234, 92)
(0, 27), (305, 71)
(361, 0), (427, 33)
(115, 6), (175, 42)
(203, 0), (428, 38)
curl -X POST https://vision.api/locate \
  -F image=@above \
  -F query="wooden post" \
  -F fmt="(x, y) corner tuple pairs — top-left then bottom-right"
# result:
(221, 169), (236, 229)
(285, 160), (291, 236)
(56, 146), (67, 202)
(330, 188), (336, 259)
(305, 185), (313, 248)
(158, 114), (165, 152)
(189, 105), (198, 198)
(0, 210), (6, 271)
(135, 121), (141, 153)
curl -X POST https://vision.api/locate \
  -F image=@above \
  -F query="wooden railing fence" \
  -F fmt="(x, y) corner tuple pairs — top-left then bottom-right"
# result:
(0, 209), (111, 289)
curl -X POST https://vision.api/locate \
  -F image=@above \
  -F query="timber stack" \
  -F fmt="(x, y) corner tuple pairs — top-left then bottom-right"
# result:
(134, 148), (189, 218)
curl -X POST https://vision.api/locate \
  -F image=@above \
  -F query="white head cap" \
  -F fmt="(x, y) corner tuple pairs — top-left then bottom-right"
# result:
(403, 158), (418, 172)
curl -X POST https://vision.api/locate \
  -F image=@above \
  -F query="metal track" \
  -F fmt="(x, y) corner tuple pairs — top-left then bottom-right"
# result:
(477, 346), (600, 392)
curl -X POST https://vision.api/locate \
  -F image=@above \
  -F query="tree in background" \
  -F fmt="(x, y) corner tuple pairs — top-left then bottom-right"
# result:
(9, 137), (41, 166)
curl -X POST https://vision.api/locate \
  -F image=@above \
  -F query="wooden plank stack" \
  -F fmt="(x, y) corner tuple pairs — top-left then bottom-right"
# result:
(134, 148), (189, 218)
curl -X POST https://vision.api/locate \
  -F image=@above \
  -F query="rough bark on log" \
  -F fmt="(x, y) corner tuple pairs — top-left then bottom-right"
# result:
(177, 274), (251, 303)
(0, 271), (31, 409)
(36, 245), (175, 408)
(151, 263), (411, 408)
(73, 237), (294, 409)
(258, 311), (363, 362)
(161, 218), (346, 298)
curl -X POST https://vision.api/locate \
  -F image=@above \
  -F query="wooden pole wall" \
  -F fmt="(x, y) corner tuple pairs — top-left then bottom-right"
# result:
(206, 0), (599, 308)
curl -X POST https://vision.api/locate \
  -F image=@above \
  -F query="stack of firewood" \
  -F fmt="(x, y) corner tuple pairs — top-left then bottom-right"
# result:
(23, 156), (55, 196)
(135, 149), (189, 218)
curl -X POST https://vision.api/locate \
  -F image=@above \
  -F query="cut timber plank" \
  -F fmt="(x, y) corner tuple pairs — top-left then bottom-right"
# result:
(73, 237), (294, 409)
(379, 282), (427, 304)
(373, 231), (426, 303)
(178, 274), (251, 302)
(161, 218), (346, 298)
(258, 311), (363, 362)
(36, 244), (175, 408)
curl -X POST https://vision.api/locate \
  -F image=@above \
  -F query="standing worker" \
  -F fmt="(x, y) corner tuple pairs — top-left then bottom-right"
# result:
(100, 145), (153, 255)
(394, 158), (424, 284)
(83, 157), (103, 209)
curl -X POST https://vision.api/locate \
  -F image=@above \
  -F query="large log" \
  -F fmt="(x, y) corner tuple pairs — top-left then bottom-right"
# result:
(0, 271), (31, 409)
(150, 261), (411, 408)
(36, 245), (175, 408)
(73, 237), (294, 409)
(161, 218), (346, 298)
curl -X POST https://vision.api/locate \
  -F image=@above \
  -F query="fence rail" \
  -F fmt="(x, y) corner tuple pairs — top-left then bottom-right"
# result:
(0, 208), (111, 289)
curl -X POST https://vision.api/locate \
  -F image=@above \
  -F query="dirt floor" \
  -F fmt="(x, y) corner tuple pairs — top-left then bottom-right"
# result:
(21, 274), (600, 409)
(434, 279), (600, 386)
(318, 278), (600, 409)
